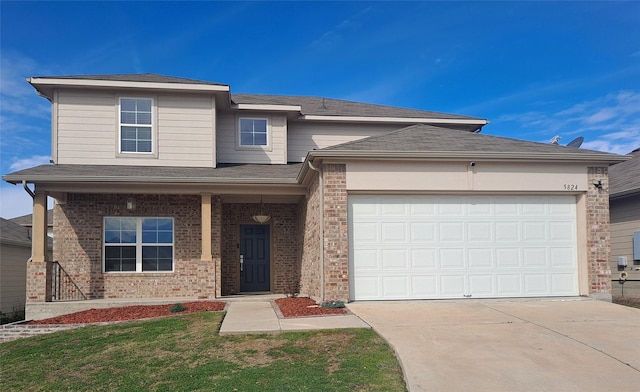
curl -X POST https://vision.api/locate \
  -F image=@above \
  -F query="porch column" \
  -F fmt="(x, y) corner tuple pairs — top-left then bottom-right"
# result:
(26, 188), (51, 303)
(31, 189), (48, 263)
(201, 193), (213, 262)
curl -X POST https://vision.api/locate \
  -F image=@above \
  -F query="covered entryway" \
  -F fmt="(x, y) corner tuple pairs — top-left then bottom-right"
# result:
(349, 195), (578, 300)
(240, 225), (270, 292)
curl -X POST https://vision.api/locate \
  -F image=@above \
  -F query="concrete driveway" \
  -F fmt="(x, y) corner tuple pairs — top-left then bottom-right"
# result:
(347, 299), (640, 392)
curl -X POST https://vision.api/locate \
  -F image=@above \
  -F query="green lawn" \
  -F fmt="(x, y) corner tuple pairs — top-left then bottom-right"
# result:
(0, 312), (406, 391)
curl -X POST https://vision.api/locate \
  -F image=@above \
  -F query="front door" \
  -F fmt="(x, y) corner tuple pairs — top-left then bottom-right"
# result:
(240, 225), (270, 292)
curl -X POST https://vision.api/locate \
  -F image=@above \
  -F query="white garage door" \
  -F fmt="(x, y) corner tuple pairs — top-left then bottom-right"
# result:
(349, 195), (578, 300)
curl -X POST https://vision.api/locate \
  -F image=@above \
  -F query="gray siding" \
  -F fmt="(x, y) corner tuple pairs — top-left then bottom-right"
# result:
(287, 122), (400, 162)
(0, 243), (29, 314)
(56, 90), (215, 167)
(610, 195), (640, 283)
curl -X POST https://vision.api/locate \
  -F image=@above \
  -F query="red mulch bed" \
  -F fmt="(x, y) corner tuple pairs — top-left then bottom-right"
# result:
(27, 301), (226, 325)
(275, 297), (347, 318)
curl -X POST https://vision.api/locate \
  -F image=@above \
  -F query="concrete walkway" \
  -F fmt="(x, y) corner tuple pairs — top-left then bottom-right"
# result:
(219, 300), (370, 335)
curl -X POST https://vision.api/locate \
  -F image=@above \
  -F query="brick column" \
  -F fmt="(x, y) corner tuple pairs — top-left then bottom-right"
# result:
(212, 195), (222, 298)
(322, 164), (349, 301)
(586, 167), (612, 300)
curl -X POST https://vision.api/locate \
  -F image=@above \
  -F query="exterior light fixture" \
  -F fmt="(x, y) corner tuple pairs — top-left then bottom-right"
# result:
(126, 198), (136, 210)
(252, 196), (271, 223)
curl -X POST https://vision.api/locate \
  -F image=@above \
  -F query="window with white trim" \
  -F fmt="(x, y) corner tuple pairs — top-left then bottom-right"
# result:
(239, 118), (268, 147)
(120, 98), (153, 153)
(104, 217), (174, 272)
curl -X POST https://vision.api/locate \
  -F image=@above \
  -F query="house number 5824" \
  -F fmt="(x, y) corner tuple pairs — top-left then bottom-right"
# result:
(563, 184), (578, 190)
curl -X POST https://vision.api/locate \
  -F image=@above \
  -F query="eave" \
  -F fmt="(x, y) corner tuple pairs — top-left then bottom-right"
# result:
(299, 115), (489, 126)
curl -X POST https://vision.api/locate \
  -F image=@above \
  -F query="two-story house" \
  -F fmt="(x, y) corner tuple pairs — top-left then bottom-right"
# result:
(3, 74), (626, 318)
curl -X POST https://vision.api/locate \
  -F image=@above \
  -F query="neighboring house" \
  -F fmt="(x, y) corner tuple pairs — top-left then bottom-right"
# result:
(609, 148), (640, 296)
(0, 219), (32, 317)
(1, 74), (627, 314)
(10, 210), (54, 238)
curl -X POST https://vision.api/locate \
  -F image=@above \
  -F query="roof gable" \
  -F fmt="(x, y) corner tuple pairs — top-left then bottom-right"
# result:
(609, 148), (640, 197)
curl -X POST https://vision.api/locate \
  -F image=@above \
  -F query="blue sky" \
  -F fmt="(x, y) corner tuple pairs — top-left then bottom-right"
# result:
(1, 1), (639, 218)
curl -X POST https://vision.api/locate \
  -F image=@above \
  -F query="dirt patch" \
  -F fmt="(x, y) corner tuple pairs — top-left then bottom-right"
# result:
(27, 301), (226, 325)
(275, 297), (347, 318)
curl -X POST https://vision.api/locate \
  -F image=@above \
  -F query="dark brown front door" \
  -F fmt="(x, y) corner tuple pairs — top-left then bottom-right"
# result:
(240, 225), (270, 292)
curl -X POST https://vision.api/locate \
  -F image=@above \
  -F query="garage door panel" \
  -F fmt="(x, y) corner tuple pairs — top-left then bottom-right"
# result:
(524, 274), (549, 295)
(496, 274), (523, 295)
(411, 276), (437, 296)
(352, 249), (379, 270)
(468, 248), (493, 268)
(439, 222), (464, 241)
(495, 222), (519, 241)
(522, 222), (547, 241)
(353, 222), (378, 242)
(468, 221), (492, 241)
(440, 275), (466, 296)
(469, 274), (494, 296)
(440, 249), (465, 268)
(382, 276), (409, 297)
(381, 249), (408, 269)
(410, 222), (436, 242)
(381, 222), (406, 242)
(551, 274), (577, 294)
(349, 195), (578, 300)
(496, 248), (521, 268)
(410, 249), (436, 268)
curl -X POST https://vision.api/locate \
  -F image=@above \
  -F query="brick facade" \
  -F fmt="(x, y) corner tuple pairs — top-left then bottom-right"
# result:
(586, 167), (612, 300)
(49, 193), (216, 300)
(298, 173), (321, 300)
(221, 203), (300, 295)
(321, 164), (350, 301)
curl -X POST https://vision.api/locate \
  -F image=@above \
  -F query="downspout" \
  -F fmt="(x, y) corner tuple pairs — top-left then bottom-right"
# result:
(22, 180), (35, 198)
(307, 159), (325, 301)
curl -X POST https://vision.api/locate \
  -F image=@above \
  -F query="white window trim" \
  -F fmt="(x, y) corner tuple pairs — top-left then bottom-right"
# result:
(237, 117), (271, 150)
(117, 97), (158, 158)
(103, 216), (174, 273)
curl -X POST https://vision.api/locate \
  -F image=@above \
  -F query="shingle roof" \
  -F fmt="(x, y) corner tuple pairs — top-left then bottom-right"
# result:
(9, 210), (53, 227)
(609, 148), (640, 197)
(321, 124), (621, 158)
(32, 73), (228, 86)
(232, 94), (483, 120)
(3, 163), (303, 184)
(0, 218), (32, 246)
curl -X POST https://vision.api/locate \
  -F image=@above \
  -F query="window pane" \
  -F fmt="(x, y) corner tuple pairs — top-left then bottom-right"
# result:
(121, 99), (136, 111)
(157, 232), (172, 243)
(142, 259), (158, 272)
(137, 99), (152, 112)
(158, 246), (173, 258)
(105, 218), (120, 231)
(254, 132), (267, 146)
(137, 112), (151, 125)
(254, 119), (267, 132)
(105, 230), (120, 243)
(240, 133), (254, 146)
(121, 127), (138, 139)
(121, 140), (136, 152)
(121, 112), (136, 124)
(142, 218), (158, 230)
(121, 218), (136, 231)
(156, 218), (172, 230)
(240, 119), (253, 132)
(105, 246), (136, 272)
(137, 141), (152, 153)
(158, 259), (172, 271)
(142, 231), (158, 243)
(122, 259), (136, 271)
(142, 246), (158, 258)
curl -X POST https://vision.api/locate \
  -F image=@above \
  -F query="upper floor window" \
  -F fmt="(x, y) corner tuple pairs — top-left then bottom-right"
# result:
(120, 98), (153, 153)
(239, 118), (268, 147)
